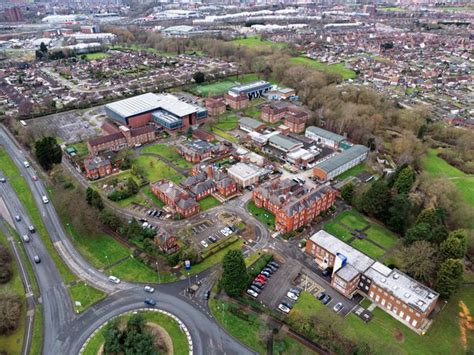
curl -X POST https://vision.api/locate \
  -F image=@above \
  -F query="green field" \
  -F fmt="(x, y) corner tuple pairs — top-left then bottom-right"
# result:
(198, 195), (221, 211)
(191, 73), (259, 96)
(131, 156), (184, 183)
(107, 257), (177, 283)
(213, 113), (239, 131)
(67, 141), (89, 158)
(82, 310), (189, 355)
(211, 127), (239, 143)
(84, 52), (109, 60)
(114, 191), (149, 208)
(350, 238), (385, 259)
(243, 106), (261, 119)
(140, 143), (192, 168)
(336, 163), (367, 180)
(92, 170), (141, 189)
(422, 149), (474, 208)
(291, 289), (474, 354)
(290, 57), (357, 80)
(247, 201), (275, 229)
(0, 148), (76, 283)
(68, 282), (106, 313)
(232, 36), (287, 49)
(141, 185), (165, 208)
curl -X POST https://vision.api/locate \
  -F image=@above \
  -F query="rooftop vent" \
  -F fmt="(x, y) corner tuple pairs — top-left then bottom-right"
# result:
(393, 285), (399, 290)
(381, 278), (386, 283)
(417, 300), (425, 307)
(393, 273), (400, 279)
(428, 293), (436, 300)
(404, 292), (411, 299)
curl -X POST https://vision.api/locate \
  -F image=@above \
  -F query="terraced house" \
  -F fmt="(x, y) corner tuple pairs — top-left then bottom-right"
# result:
(253, 179), (337, 233)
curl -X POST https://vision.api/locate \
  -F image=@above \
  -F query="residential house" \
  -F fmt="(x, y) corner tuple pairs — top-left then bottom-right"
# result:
(151, 180), (200, 217)
(83, 156), (112, 180)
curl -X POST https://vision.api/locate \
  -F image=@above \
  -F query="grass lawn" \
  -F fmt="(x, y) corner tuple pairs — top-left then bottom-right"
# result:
(31, 305), (43, 355)
(84, 52), (109, 60)
(140, 143), (192, 168)
(232, 36), (287, 49)
(114, 191), (149, 208)
(68, 141), (89, 158)
(323, 221), (353, 242)
(365, 224), (398, 249)
(213, 113), (239, 131)
(92, 170), (141, 189)
(290, 57), (357, 80)
(68, 282), (106, 313)
(107, 257), (177, 283)
(191, 73), (260, 96)
(273, 335), (315, 355)
(142, 185), (165, 208)
(247, 201), (275, 229)
(132, 156), (184, 183)
(198, 195), (221, 211)
(242, 106), (261, 119)
(422, 149), (474, 208)
(350, 239), (385, 260)
(336, 163), (367, 180)
(209, 299), (267, 354)
(211, 127), (239, 143)
(82, 310), (189, 355)
(336, 210), (370, 230)
(0, 148), (76, 284)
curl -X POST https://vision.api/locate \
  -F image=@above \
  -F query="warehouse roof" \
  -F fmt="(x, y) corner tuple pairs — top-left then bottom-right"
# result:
(315, 145), (369, 174)
(230, 80), (272, 94)
(306, 126), (346, 144)
(105, 93), (199, 119)
(239, 117), (265, 130)
(269, 134), (303, 152)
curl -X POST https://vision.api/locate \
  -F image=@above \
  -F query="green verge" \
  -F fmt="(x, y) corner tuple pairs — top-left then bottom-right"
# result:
(0, 148), (76, 284)
(213, 113), (239, 131)
(68, 282), (106, 313)
(211, 127), (239, 143)
(82, 310), (189, 355)
(365, 224), (398, 250)
(107, 257), (177, 284)
(246, 201), (275, 229)
(140, 143), (192, 168)
(273, 335), (316, 355)
(198, 195), (221, 211)
(141, 185), (165, 208)
(30, 305), (43, 355)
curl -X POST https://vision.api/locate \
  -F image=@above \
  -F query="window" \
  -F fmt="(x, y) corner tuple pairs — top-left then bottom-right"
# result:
(406, 315), (411, 323)
(412, 320), (418, 327)
(381, 299), (386, 306)
(375, 295), (380, 302)
(387, 303), (392, 310)
(370, 292), (374, 298)
(399, 311), (404, 318)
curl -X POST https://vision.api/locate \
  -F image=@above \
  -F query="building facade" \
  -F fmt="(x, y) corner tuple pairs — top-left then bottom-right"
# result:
(151, 180), (200, 218)
(87, 125), (155, 155)
(83, 156), (112, 180)
(205, 97), (226, 116)
(305, 126), (346, 149)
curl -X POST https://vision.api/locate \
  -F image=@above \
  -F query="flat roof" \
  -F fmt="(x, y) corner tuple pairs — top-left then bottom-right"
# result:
(315, 145), (369, 174)
(306, 126), (346, 143)
(228, 162), (266, 180)
(230, 80), (272, 94)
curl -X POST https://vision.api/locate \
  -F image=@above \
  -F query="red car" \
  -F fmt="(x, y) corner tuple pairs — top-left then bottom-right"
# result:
(257, 274), (268, 281)
(32, 175), (38, 181)
(255, 276), (267, 283)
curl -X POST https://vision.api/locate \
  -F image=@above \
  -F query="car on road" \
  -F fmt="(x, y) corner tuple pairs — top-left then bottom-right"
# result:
(33, 255), (41, 264)
(144, 298), (157, 306)
(200, 240), (209, 248)
(277, 303), (291, 314)
(108, 276), (121, 284)
(28, 225), (35, 233)
(23, 161), (30, 168)
(333, 302), (344, 313)
(203, 290), (211, 300)
(322, 294), (332, 305)
(14, 215), (21, 222)
(42, 195), (49, 204)
(22, 234), (30, 243)
(0, 177), (6, 183)
(287, 292), (299, 301)
(32, 175), (38, 181)
(246, 289), (259, 298)
(144, 285), (155, 293)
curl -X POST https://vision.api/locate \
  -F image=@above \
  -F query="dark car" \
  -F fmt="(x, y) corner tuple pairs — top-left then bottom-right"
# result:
(269, 261), (280, 268)
(261, 271), (271, 278)
(266, 264), (278, 272)
(252, 282), (264, 289)
(203, 290), (211, 300)
(322, 268), (333, 277)
(250, 285), (262, 294)
(282, 301), (293, 309)
(262, 267), (273, 274)
(317, 292), (326, 301)
(139, 218), (147, 223)
(322, 294), (332, 305)
(144, 298), (157, 306)
(289, 287), (301, 296)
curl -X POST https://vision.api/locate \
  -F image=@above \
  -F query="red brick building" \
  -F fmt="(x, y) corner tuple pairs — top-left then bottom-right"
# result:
(284, 112), (307, 134)
(87, 125), (155, 155)
(151, 180), (200, 218)
(154, 233), (179, 254)
(192, 164), (238, 199)
(83, 156), (112, 180)
(176, 140), (215, 163)
(225, 93), (249, 110)
(205, 97), (226, 116)
(253, 179), (337, 233)
(192, 129), (214, 142)
(261, 102), (288, 123)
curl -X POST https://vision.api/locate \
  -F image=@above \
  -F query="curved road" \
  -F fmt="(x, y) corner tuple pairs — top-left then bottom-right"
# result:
(0, 126), (255, 355)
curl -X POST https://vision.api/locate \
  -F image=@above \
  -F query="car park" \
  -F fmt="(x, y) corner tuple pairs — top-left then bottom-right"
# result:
(144, 298), (157, 306)
(277, 303), (291, 314)
(252, 282), (264, 289)
(152, 210), (159, 217)
(33, 255), (41, 263)
(287, 291), (298, 301)
(246, 289), (259, 298)
(144, 285), (155, 293)
(14, 215), (21, 222)
(22, 234), (30, 243)
(108, 276), (121, 284)
(322, 294), (332, 305)
(333, 302), (344, 313)
(200, 240), (209, 248)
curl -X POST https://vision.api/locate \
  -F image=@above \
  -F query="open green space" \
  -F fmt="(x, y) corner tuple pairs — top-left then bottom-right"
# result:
(107, 257), (177, 283)
(84, 52), (110, 60)
(422, 149), (474, 208)
(247, 201), (275, 229)
(82, 310), (189, 355)
(198, 195), (221, 211)
(290, 57), (357, 80)
(191, 73), (259, 96)
(350, 239), (385, 260)
(68, 282), (106, 313)
(31, 305), (43, 355)
(0, 147), (76, 284)
(273, 335), (315, 354)
(213, 113), (239, 131)
(141, 185), (165, 208)
(67, 141), (89, 158)
(365, 224), (399, 249)
(209, 299), (267, 354)
(232, 36), (288, 49)
(336, 210), (369, 230)
(242, 106), (261, 119)
(140, 143), (192, 169)
(0, 229), (26, 355)
(131, 156), (184, 183)
(113, 191), (149, 208)
(323, 221), (352, 242)
(336, 163), (367, 181)
(211, 127), (239, 143)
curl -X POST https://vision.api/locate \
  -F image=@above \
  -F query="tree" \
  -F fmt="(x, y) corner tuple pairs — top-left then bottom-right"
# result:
(0, 294), (22, 335)
(35, 137), (62, 170)
(85, 187), (104, 210)
(127, 177), (139, 195)
(192, 71), (206, 84)
(393, 165), (416, 194)
(398, 241), (438, 285)
(404, 222), (431, 245)
(440, 230), (467, 260)
(103, 320), (122, 354)
(357, 180), (390, 220)
(220, 250), (249, 297)
(436, 258), (463, 299)
(39, 42), (48, 54)
(387, 194), (412, 234)
(0, 246), (12, 284)
(340, 183), (355, 204)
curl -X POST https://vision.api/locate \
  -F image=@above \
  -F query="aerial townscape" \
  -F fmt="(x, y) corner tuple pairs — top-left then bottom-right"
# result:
(0, 0), (473, 354)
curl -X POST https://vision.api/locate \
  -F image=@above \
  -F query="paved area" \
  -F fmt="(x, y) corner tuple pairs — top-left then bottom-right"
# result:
(258, 261), (301, 309)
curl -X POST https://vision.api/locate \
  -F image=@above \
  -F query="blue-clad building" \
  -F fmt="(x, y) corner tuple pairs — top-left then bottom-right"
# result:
(229, 80), (272, 100)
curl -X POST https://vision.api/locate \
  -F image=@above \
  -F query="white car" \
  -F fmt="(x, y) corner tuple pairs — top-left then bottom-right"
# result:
(287, 291), (299, 301)
(108, 276), (121, 284)
(246, 289), (258, 298)
(23, 161), (30, 168)
(278, 303), (291, 314)
(333, 302), (344, 313)
(144, 285), (155, 293)
(200, 240), (209, 248)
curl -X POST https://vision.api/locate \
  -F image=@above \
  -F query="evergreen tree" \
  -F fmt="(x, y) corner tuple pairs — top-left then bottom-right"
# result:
(387, 194), (411, 234)
(192, 71), (206, 84)
(440, 230), (467, 260)
(436, 258), (463, 299)
(358, 180), (390, 220)
(221, 250), (249, 297)
(127, 177), (139, 195)
(34, 137), (62, 170)
(393, 165), (416, 194)
(340, 183), (355, 204)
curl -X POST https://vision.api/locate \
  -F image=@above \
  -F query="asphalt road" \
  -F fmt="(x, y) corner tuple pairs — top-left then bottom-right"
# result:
(0, 126), (255, 355)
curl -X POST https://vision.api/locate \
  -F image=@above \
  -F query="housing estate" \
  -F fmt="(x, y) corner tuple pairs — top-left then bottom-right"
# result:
(253, 179), (337, 233)
(306, 230), (439, 333)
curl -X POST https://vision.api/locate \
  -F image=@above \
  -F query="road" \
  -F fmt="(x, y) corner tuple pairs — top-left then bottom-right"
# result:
(0, 126), (255, 355)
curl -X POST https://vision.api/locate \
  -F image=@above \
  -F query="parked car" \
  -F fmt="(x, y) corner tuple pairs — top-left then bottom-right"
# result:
(250, 285), (262, 294)
(257, 274), (268, 281)
(269, 261), (280, 268)
(266, 264), (278, 272)
(144, 298), (157, 306)
(22, 234), (30, 243)
(252, 282), (264, 289)
(281, 301), (293, 309)
(289, 288), (301, 296)
(147, 209), (153, 215)
(261, 271), (271, 278)
(322, 294), (332, 305)
(33, 255), (41, 264)
(254, 277), (266, 284)
(144, 285), (155, 293)
(14, 215), (21, 222)
(108, 276), (121, 284)
(287, 292), (298, 301)
(262, 267), (273, 274)
(333, 302), (344, 313)
(200, 240), (209, 248)
(208, 235), (218, 243)
(246, 289), (259, 298)
(203, 290), (211, 300)
(277, 303), (291, 314)
(317, 292), (326, 301)
(139, 218), (147, 223)
(322, 268), (332, 277)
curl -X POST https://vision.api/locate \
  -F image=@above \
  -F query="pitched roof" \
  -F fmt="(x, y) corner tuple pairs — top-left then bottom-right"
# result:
(314, 145), (369, 174)
(88, 132), (125, 147)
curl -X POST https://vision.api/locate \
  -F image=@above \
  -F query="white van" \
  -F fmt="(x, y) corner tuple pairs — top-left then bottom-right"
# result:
(22, 235), (30, 243)
(42, 195), (49, 204)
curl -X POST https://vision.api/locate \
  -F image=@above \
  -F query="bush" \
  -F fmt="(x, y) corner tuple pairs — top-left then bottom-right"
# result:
(247, 253), (272, 279)
(201, 235), (239, 259)
(0, 294), (22, 335)
(0, 246), (12, 284)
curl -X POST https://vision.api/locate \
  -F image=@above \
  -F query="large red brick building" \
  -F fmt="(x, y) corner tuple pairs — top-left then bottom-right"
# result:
(260, 102), (308, 133)
(151, 180), (200, 218)
(205, 97), (226, 116)
(87, 125), (155, 155)
(306, 230), (439, 333)
(284, 111), (307, 133)
(225, 93), (249, 110)
(253, 179), (337, 233)
(83, 156), (112, 180)
(261, 102), (288, 123)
